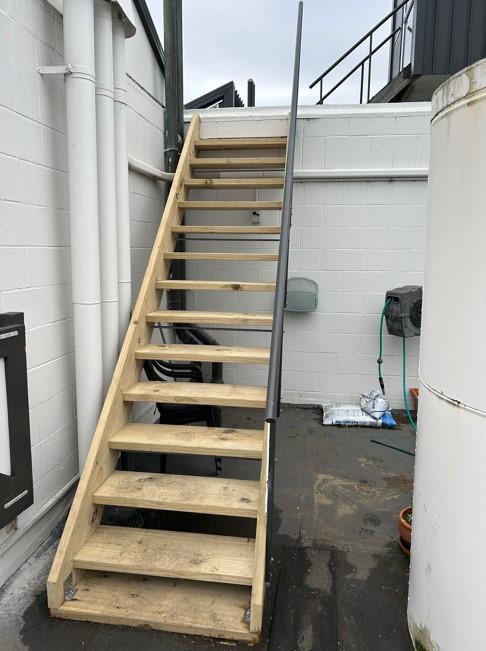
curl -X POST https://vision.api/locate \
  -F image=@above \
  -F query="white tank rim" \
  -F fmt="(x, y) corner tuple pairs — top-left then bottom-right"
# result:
(432, 57), (486, 121)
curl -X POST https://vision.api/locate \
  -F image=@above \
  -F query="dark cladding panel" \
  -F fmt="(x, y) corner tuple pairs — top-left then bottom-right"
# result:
(413, 0), (486, 75)
(449, 0), (472, 73)
(432, 0), (454, 73)
(469, 0), (486, 64)
(413, 0), (438, 74)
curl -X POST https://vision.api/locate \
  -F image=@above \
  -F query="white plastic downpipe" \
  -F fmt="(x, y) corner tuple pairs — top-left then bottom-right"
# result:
(113, 13), (132, 344)
(63, 0), (103, 469)
(94, 0), (119, 392)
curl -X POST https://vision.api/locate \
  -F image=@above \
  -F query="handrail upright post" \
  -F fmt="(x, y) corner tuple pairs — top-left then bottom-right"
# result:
(360, 63), (364, 103)
(367, 34), (372, 102)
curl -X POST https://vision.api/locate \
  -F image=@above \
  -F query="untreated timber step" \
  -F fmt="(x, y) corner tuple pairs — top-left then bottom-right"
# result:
(109, 423), (264, 458)
(92, 471), (260, 517)
(135, 343), (270, 364)
(146, 310), (273, 325)
(194, 137), (287, 150)
(165, 252), (278, 261)
(190, 157), (286, 170)
(51, 572), (256, 642)
(172, 225), (280, 234)
(123, 381), (267, 408)
(178, 200), (282, 210)
(156, 280), (276, 292)
(74, 526), (255, 585)
(184, 178), (284, 189)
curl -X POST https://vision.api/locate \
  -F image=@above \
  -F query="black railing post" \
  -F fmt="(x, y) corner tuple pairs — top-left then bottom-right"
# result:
(367, 34), (372, 102)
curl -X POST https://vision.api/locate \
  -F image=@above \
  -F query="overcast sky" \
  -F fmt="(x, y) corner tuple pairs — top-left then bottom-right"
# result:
(146, 1), (393, 106)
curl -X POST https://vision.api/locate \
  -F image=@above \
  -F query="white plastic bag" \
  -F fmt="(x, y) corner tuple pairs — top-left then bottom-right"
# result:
(322, 403), (381, 427)
(360, 391), (389, 420)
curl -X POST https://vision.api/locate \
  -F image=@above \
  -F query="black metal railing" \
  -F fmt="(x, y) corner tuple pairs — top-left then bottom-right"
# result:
(264, 0), (303, 574)
(309, 0), (414, 104)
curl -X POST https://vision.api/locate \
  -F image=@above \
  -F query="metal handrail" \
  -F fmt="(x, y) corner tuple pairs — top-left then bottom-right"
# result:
(309, 0), (414, 104)
(321, 27), (401, 104)
(265, 0), (303, 424)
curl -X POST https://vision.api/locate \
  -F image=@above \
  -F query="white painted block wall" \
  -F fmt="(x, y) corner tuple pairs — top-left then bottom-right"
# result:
(185, 105), (430, 408)
(0, 0), (166, 583)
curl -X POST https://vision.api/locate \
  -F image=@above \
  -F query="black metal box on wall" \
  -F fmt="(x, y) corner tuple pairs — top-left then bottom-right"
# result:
(385, 286), (423, 338)
(413, 0), (486, 75)
(0, 313), (33, 528)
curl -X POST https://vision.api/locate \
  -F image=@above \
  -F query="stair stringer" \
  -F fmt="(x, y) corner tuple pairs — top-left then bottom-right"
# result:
(46, 113), (201, 610)
(250, 420), (270, 633)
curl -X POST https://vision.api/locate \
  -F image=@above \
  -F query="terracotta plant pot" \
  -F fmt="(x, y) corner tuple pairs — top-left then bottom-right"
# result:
(399, 506), (412, 556)
(410, 387), (419, 413)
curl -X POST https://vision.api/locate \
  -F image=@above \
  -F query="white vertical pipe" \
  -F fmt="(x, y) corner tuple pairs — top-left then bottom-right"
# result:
(95, 0), (119, 392)
(63, 0), (103, 469)
(113, 14), (132, 344)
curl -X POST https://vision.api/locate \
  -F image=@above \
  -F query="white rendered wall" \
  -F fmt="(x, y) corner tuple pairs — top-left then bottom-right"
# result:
(0, 0), (166, 585)
(184, 105), (430, 408)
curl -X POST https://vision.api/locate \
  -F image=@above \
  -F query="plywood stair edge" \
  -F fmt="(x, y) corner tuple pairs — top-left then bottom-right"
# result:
(46, 113), (202, 609)
(46, 117), (285, 642)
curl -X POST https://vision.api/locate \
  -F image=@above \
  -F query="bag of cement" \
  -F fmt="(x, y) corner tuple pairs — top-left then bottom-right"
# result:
(322, 404), (381, 427)
(360, 391), (389, 420)
(322, 403), (397, 429)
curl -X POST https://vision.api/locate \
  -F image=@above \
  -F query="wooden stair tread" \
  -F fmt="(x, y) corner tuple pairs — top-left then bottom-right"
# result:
(93, 471), (260, 517)
(164, 252), (278, 261)
(47, 114), (271, 640)
(172, 225), (280, 234)
(52, 572), (256, 641)
(146, 310), (273, 325)
(135, 343), (270, 364)
(156, 280), (276, 292)
(185, 178), (284, 189)
(190, 157), (286, 169)
(123, 381), (267, 408)
(109, 422), (264, 458)
(74, 526), (255, 585)
(179, 200), (282, 210)
(195, 137), (287, 150)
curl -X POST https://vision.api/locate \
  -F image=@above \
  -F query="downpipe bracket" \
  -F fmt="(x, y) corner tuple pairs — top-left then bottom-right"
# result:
(38, 64), (73, 75)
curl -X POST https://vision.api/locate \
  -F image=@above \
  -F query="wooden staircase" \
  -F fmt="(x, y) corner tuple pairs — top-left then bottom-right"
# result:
(47, 114), (287, 642)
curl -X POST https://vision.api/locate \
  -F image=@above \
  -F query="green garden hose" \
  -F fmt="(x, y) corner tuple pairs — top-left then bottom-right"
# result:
(377, 298), (392, 394)
(378, 298), (418, 432)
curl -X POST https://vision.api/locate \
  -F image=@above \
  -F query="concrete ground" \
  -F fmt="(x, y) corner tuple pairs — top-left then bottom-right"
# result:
(0, 405), (415, 651)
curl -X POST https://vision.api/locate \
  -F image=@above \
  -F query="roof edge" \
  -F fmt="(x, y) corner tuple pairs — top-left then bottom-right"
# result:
(132, 0), (165, 74)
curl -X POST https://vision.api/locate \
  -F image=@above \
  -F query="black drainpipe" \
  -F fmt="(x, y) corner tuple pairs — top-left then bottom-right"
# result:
(164, 0), (185, 312)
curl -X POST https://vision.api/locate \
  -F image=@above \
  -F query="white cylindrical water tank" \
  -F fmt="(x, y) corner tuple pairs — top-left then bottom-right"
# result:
(408, 60), (486, 650)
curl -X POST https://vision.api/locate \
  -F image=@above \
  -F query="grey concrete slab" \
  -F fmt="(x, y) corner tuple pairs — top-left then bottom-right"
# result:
(0, 405), (415, 651)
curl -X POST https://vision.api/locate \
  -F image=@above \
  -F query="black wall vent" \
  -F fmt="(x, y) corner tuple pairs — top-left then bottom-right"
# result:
(0, 313), (33, 528)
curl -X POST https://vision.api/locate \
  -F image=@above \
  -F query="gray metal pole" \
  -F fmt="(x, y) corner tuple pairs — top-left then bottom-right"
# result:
(247, 78), (255, 107)
(265, 0), (303, 422)
(164, 0), (184, 174)
(164, 0), (185, 310)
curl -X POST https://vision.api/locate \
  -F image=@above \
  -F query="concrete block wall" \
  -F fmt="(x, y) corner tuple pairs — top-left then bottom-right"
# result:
(0, 0), (166, 583)
(184, 105), (430, 408)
